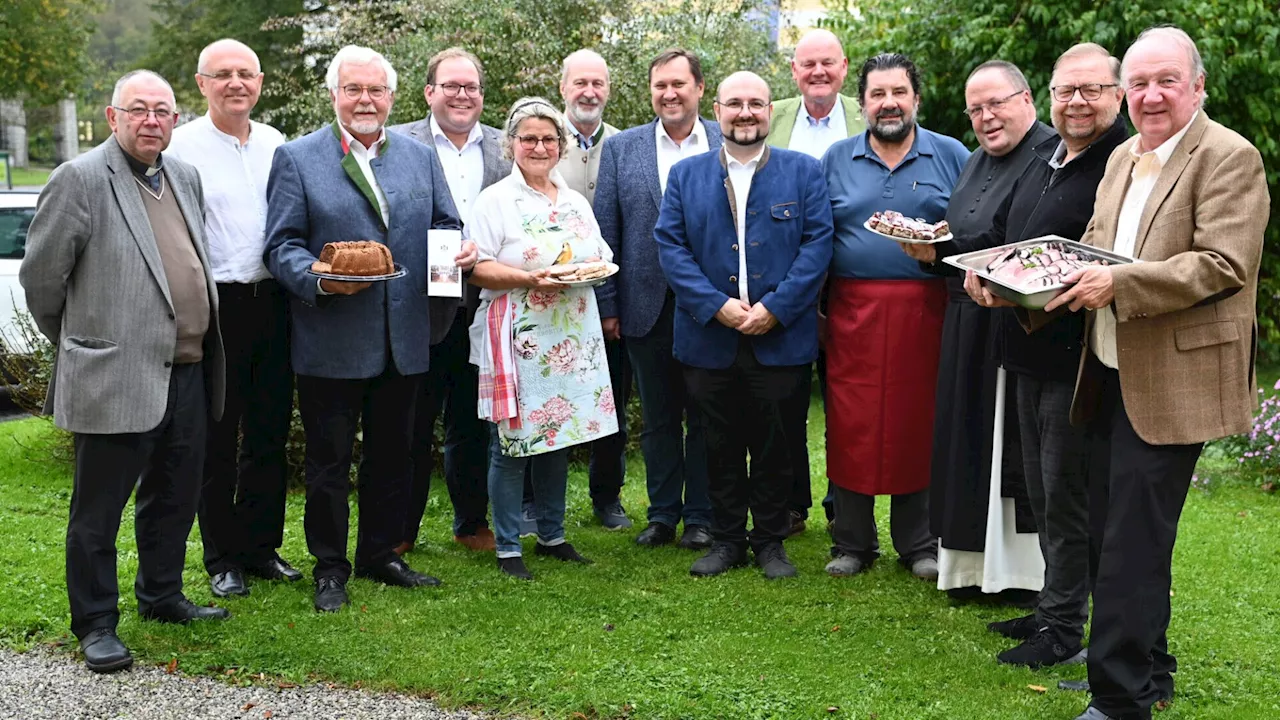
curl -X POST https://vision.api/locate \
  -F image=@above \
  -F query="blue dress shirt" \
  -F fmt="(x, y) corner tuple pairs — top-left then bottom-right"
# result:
(822, 126), (970, 279)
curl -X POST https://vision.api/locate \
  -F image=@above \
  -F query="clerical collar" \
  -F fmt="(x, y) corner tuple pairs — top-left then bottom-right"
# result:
(124, 150), (164, 193)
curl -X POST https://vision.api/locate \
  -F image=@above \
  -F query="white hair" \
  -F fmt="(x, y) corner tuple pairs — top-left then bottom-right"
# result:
(560, 49), (610, 86)
(111, 70), (176, 107)
(1122, 26), (1207, 103)
(325, 45), (398, 94)
(502, 96), (569, 161)
(197, 38), (262, 75)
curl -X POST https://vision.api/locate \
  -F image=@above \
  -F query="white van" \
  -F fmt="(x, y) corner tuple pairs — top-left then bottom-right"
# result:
(0, 190), (38, 357)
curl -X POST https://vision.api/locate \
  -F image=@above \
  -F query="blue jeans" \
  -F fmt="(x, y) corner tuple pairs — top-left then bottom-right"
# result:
(625, 296), (712, 529)
(487, 424), (569, 557)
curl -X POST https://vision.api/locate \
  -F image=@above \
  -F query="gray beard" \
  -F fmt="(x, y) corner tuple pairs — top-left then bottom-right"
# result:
(869, 117), (912, 143)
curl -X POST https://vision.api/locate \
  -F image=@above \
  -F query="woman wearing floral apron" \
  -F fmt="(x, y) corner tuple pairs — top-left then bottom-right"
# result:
(468, 98), (618, 580)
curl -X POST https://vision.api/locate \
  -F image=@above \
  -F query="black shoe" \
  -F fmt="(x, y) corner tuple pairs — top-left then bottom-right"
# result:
(786, 510), (806, 538)
(997, 628), (1086, 669)
(354, 557), (442, 587)
(209, 569), (249, 598)
(755, 543), (798, 580)
(139, 597), (231, 624)
(677, 525), (713, 550)
(314, 576), (348, 613)
(690, 542), (749, 577)
(498, 556), (533, 580)
(635, 521), (677, 547)
(244, 554), (303, 582)
(593, 501), (633, 530)
(988, 612), (1040, 640)
(534, 541), (594, 564)
(80, 628), (133, 673)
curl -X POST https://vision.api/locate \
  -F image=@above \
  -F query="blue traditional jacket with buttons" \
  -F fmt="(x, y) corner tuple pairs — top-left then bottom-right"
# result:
(654, 145), (834, 370)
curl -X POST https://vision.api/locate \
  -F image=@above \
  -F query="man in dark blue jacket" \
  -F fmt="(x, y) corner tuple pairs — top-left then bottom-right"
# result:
(655, 71), (833, 579)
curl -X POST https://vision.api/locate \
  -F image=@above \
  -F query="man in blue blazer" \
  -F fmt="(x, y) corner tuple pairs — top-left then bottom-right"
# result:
(264, 46), (471, 612)
(594, 49), (723, 550)
(655, 71), (833, 580)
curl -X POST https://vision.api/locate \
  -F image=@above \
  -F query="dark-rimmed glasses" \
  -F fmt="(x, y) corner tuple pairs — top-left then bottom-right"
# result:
(1050, 83), (1119, 102)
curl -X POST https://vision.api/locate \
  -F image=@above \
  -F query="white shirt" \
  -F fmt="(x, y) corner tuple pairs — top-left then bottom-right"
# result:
(656, 119), (709, 193)
(724, 146), (763, 303)
(788, 99), (847, 160)
(1092, 111), (1198, 368)
(466, 166), (612, 365)
(167, 113), (285, 283)
(339, 123), (389, 226)
(429, 117), (484, 229)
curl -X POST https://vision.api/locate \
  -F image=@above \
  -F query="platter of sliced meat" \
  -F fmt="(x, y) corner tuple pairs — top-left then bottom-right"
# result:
(863, 210), (953, 244)
(942, 236), (1137, 309)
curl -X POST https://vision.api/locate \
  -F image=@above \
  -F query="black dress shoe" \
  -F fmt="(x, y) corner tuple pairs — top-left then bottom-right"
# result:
(139, 597), (231, 624)
(677, 524), (713, 550)
(690, 542), (749, 577)
(534, 541), (593, 564)
(497, 556), (533, 580)
(210, 570), (249, 598)
(81, 628), (133, 673)
(635, 521), (677, 547)
(314, 576), (349, 612)
(755, 543), (798, 579)
(988, 612), (1039, 640)
(244, 555), (303, 582)
(354, 557), (442, 587)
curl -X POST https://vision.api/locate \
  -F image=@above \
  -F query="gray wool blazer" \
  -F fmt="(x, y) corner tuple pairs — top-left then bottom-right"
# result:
(386, 118), (511, 343)
(20, 135), (226, 434)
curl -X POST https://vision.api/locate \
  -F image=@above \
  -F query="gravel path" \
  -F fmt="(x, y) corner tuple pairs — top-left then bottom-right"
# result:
(0, 647), (495, 720)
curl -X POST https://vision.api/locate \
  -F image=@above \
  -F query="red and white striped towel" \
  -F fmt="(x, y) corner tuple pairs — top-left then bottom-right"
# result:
(477, 293), (521, 429)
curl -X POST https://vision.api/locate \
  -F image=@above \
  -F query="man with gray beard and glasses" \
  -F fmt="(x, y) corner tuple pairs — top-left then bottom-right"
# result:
(819, 53), (969, 581)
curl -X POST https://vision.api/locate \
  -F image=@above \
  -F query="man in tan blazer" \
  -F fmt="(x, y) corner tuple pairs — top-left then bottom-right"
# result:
(1039, 27), (1269, 720)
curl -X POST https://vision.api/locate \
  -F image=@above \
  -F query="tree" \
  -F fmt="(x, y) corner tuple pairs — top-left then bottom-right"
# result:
(825, 0), (1280, 361)
(0, 0), (101, 104)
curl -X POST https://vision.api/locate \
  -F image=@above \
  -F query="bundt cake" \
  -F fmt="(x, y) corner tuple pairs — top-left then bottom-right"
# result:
(311, 241), (394, 276)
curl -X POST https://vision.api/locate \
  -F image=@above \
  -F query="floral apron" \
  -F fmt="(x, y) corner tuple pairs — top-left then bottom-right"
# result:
(497, 206), (618, 457)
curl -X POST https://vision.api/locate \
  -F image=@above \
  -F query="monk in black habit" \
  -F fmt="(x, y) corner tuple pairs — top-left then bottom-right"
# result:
(902, 60), (1056, 602)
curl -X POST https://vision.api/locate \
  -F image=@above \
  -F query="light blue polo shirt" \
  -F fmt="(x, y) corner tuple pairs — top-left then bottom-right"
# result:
(822, 126), (970, 279)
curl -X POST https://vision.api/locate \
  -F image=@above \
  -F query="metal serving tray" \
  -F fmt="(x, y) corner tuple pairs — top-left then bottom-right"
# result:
(941, 236), (1136, 310)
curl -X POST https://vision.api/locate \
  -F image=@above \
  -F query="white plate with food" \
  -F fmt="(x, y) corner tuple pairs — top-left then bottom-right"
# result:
(546, 261), (619, 286)
(307, 264), (407, 282)
(864, 210), (952, 245)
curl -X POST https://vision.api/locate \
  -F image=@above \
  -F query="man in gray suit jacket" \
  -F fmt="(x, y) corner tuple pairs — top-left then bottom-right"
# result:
(20, 70), (229, 674)
(264, 46), (470, 613)
(386, 47), (509, 555)
(594, 49), (723, 550)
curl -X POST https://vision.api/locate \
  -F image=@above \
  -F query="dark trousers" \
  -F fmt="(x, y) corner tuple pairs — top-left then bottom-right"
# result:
(787, 367), (814, 518)
(830, 486), (934, 566)
(683, 339), (810, 551)
(67, 363), (206, 639)
(1016, 373), (1091, 647)
(627, 294), (711, 528)
(297, 366), (420, 581)
(406, 308), (490, 541)
(1086, 364), (1201, 719)
(198, 281), (293, 575)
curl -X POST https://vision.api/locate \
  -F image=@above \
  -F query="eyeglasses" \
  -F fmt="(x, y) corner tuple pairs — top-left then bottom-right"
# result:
(111, 106), (175, 122)
(715, 99), (769, 114)
(962, 90), (1025, 120)
(197, 70), (261, 83)
(341, 84), (390, 101)
(516, 135), (560, 150)
(434, 82), (483, 97)
(1050, 83), (1119, 102)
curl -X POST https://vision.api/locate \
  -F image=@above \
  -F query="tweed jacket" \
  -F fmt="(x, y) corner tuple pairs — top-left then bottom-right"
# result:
(767, 94), (866, 151)
(386, 117), (510, 341)
(20, 136), (226, 434)
(557, 121), (620, 207)
(264, 123), (461, 379)
(594, 118), (723, 337)
(1071, 112), (1269, 445)
(655, 146), (834, 369)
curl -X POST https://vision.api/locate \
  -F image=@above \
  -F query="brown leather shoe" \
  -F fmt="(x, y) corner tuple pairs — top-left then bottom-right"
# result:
(455, 527), (496, 552)
(392, 541), (413, 556)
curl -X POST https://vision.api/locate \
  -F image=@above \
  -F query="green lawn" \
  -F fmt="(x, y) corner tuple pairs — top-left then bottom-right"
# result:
(4, 165), (51, 187)
(1, 410), (1277, 720)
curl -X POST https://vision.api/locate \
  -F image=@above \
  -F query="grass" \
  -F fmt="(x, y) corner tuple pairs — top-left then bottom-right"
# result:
(4, 165), (51, 187)
(1, 406), (1278, 720)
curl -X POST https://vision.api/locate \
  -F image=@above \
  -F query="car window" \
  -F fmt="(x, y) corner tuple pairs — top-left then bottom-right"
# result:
(0, 207), (35, 260)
